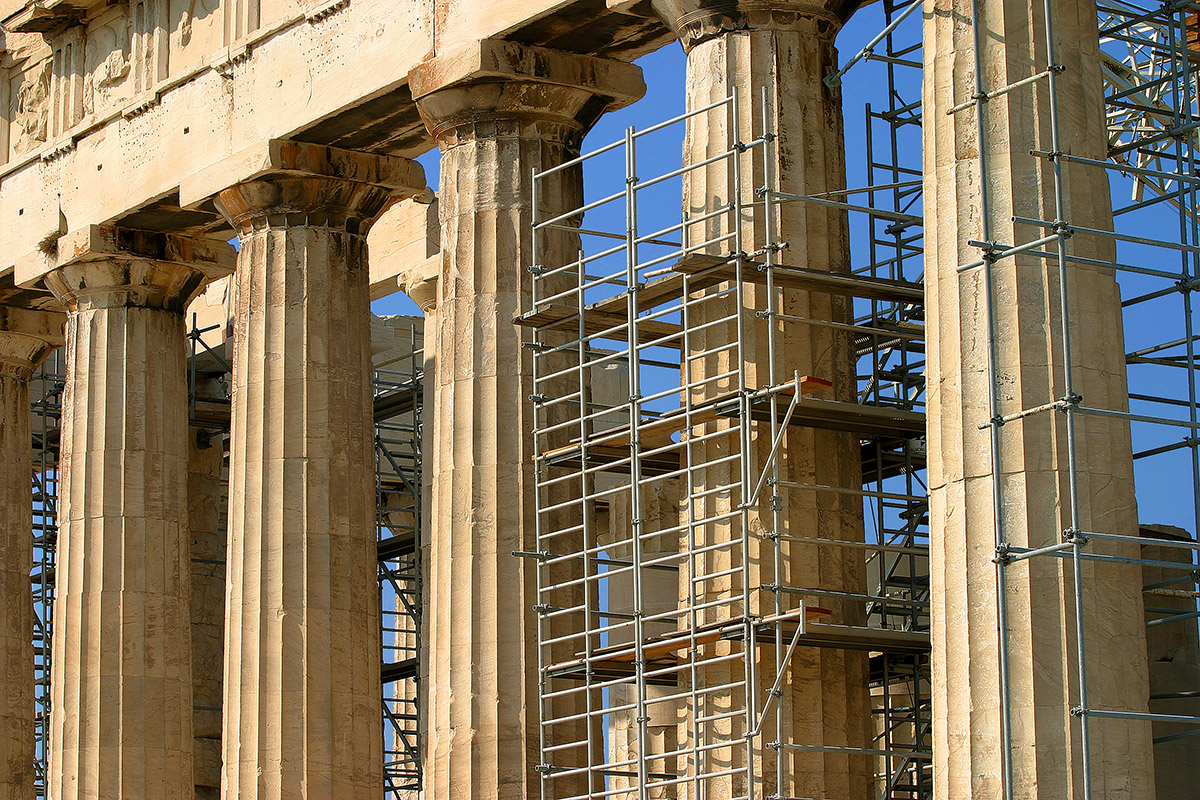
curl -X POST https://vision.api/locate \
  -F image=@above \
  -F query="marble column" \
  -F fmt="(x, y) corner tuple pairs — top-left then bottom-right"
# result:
(409, 39), (644, 800)
(925, 2), (1155, 797)
(42, 226), (232, 800)
(649, 1), (871, 796)
(0, 307), (62, 800)
(213, 141), (424, 799)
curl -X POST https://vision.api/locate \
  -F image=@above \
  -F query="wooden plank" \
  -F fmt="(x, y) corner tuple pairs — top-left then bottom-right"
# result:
(744, 397), (926, 438)
(519, 252), (922, 351)
(517, 304), (683, 348)
(548, 605), (836, 676)
(540, 378), (833, 463)
(672, 252), (924, 305)
(577, 253), (731, 318)
(541, 444), (681, 477)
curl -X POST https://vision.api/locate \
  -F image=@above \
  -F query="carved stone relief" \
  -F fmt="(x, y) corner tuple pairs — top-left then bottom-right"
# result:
(171, 0), (222, 75)
(11, 59), (50, 155)
(82, 16), (129, 117)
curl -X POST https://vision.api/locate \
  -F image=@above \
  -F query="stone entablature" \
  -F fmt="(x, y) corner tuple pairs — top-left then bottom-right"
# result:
(0, 0), (669, 287)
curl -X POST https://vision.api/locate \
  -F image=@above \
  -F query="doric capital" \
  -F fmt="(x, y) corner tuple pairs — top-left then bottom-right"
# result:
(409, 39), (645, 146)
(179, 140), (427, 237)
(401, 256), (440, 316)
(0, 305), (64, 379)
(649, 0), (859, 50)
(44, 225), (235, 313)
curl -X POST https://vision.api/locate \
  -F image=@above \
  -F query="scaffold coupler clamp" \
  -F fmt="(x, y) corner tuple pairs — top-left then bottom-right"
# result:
(1063, 527), (1089, 546)
(1056, 392), (1083, 411)
(1051, 219), (1074, 238)
(1177, 275), (1200, 294)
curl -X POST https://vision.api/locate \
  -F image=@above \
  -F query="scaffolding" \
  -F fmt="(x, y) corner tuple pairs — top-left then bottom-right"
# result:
(374, 319), (426, 798)
(27, 317), (427, 798)
(29, 351), (64, 800)
(526, 1), (1200, 798)
(524, 5), (932, 794)
(839, 3), (929, 796)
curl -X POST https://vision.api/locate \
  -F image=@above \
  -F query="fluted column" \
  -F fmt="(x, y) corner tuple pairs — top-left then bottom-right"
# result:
(42, 226), (232, 800)
(925, 2), (1154, 797)
(409, 39), (644, 800)
(0, 307), (62, 800)
(213, 141), (424, 799)
(649, 1), (871, 796)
